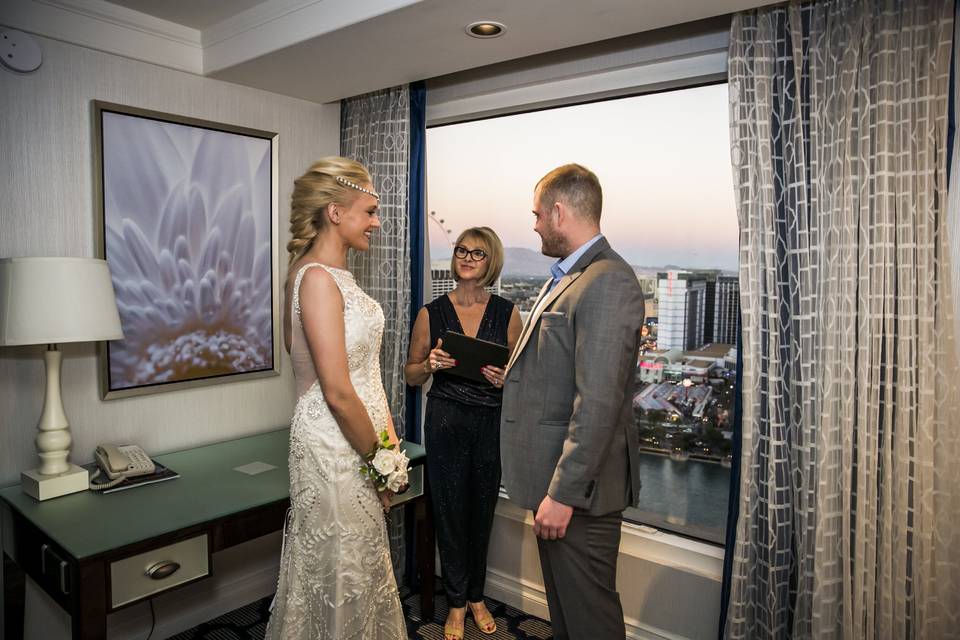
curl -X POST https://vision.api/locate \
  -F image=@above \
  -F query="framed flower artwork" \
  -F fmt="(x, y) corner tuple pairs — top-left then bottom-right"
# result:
(92, 101), (280, 399)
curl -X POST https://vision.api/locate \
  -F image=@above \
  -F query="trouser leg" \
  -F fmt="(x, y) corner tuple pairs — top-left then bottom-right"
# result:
(536, 510), (625, 640)
(466, 405), (501, 602)
(425, 399), (472, 608)
(536, 525), (568, 639)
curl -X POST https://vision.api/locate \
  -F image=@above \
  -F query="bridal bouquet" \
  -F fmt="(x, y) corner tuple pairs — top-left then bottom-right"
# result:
(361, 430), (410, 493)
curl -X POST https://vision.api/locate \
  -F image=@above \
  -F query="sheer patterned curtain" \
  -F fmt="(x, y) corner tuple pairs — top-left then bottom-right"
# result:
(340, 85), (412, 580)
(726, 1), (960, 638)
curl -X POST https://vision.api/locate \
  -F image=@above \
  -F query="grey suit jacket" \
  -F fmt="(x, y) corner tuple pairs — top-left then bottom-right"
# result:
(500, 238), (644, 516)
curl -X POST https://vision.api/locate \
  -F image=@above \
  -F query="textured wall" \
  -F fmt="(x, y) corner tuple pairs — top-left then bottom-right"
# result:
(0, 35), (339, 484)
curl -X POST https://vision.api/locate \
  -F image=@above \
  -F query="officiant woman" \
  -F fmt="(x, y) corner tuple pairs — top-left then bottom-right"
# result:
(405, 226), (521, 640)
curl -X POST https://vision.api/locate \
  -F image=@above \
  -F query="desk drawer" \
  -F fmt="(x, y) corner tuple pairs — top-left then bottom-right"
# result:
(110, 534), (209, 608)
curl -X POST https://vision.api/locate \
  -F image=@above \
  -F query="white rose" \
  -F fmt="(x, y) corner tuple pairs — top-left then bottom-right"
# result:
(387, 467), (409, 492)
(372, 448), (398, 476)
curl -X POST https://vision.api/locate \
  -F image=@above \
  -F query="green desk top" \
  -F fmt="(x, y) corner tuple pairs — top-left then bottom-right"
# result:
(0, 428), (426, 560)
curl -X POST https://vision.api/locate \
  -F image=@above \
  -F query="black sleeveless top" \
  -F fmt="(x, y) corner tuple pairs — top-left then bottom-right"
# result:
(425, 293), (514, 408)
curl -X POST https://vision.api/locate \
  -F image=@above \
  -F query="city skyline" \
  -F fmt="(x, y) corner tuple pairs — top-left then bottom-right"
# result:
(426, 82), (738, 271)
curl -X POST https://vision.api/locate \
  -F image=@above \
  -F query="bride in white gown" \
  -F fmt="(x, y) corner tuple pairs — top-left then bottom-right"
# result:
(265, 157), (407, 640)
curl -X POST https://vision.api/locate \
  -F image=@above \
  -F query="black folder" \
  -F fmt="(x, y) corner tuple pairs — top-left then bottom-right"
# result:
(441, 331), (510, 383)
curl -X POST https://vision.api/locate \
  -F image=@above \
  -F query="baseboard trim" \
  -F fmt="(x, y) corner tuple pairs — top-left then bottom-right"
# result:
(484, 566), (551, 619)
(484, 566), (687, 640)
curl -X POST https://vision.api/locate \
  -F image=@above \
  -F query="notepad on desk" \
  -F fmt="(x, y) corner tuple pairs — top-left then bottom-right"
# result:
(441, 331), (510, 383)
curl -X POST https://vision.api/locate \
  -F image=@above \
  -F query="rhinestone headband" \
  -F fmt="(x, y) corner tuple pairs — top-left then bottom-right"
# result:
(335, 176), (380, 201)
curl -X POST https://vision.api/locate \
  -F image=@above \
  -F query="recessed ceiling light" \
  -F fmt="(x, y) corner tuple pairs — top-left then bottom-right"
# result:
(466, 21), (506, 39)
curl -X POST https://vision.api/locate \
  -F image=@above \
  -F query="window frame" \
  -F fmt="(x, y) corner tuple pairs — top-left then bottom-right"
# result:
(421, 27), (737, 548)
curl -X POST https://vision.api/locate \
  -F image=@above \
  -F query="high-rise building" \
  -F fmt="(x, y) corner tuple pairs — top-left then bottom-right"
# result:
(430, 267), (457, 300)
(636, 275), (659, 299)
(712, 275), (740, 344)
(696, 269), (721, 343)
(657, 271), (707, 351)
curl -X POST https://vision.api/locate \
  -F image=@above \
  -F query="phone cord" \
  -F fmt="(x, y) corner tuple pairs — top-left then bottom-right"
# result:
(88, 468), (125, 490)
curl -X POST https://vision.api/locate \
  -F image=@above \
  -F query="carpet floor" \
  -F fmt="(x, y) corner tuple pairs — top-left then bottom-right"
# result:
(168, 585), (555, 639)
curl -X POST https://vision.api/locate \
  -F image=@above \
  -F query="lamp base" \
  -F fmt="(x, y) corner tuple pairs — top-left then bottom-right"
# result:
(22, 464), (89, 501)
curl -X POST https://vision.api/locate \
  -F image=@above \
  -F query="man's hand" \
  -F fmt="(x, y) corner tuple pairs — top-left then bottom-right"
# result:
(533, 495), (574, 540)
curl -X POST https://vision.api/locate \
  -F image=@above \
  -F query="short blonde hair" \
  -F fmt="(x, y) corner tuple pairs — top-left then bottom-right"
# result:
(287, 157), (373, 266)
(451, 227), (504, 289)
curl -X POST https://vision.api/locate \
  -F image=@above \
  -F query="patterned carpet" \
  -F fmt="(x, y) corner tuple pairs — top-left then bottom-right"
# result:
(169, 585), (554, 639)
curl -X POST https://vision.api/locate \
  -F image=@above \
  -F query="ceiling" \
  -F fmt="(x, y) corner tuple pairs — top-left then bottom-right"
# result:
(101, 0), (268, 30)
(5, 0), (780, 103)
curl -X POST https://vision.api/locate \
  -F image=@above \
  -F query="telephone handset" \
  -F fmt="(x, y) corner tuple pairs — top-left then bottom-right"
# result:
(89, 444), (155, 490)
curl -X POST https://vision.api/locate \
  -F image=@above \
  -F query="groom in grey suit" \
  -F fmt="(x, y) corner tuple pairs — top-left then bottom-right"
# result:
(500, 164), (644, 640)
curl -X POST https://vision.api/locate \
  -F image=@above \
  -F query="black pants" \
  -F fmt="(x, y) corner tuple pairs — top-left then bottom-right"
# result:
(424, 396), (502, 608)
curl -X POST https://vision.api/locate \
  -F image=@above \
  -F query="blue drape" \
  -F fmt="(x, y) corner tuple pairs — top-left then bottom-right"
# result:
(949, 0), (957, 179)
(402, 80), (427, 589)
(406, 80), (427, 444)
(718, 318), (743, 639)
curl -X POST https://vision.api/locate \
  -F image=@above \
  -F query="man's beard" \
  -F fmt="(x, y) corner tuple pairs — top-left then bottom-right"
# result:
(539, 225), (567, 258)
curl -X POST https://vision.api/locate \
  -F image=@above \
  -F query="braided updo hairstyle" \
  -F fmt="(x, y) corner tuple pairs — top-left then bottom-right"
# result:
(287, 157), (374, 266)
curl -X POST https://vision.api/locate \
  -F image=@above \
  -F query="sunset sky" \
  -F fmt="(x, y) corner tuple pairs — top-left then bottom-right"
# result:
(426, 82), (738, 271)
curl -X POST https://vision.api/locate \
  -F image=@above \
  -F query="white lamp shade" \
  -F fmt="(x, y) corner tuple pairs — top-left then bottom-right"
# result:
(0, 257), (124, 345)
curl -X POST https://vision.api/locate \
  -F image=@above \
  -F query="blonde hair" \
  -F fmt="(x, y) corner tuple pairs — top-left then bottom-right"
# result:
(451, 227), (504, 289)
(287, 157), (373, 266)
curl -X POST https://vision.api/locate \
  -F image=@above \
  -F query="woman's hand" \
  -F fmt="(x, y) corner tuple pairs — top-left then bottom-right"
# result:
(425, 338), (457, 373)
(481, 365), (506, 388)
(378, 489), (395, 512)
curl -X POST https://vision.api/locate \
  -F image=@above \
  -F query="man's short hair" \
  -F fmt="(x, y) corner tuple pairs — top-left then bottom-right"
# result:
(535, 164), (602, 223)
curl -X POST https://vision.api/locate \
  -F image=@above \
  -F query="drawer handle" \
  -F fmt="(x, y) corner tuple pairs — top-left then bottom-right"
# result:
(145, 561), (181, 580)
(60, 560), (70, 595)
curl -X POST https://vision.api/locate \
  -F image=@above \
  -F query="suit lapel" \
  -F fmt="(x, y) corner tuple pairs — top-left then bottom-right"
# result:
(506, 279), (551, 372)
(505, 237), (610, 373)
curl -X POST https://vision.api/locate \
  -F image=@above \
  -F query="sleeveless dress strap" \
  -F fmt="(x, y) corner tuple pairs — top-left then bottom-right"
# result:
(292, 263), (350, 327)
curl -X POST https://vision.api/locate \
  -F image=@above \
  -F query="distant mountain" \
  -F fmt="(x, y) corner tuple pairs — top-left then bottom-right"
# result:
(501, 247), (736, 278)
(503, 247), (553, 277)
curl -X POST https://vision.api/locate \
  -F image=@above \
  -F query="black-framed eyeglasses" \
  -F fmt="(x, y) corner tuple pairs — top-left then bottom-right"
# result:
(454, 245), (488, 262)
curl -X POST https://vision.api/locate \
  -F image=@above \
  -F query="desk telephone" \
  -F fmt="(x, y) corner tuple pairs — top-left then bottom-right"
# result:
(89, 444), (155, 490)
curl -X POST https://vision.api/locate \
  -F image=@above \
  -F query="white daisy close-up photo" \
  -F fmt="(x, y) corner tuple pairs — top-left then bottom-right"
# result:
(100, 109), (274, 392)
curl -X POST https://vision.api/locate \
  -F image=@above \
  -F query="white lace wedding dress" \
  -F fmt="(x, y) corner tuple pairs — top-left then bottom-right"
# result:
(265, 263), (406, 640)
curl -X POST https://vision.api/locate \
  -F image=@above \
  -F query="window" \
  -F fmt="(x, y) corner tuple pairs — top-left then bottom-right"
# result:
(426, 83), (738, 544)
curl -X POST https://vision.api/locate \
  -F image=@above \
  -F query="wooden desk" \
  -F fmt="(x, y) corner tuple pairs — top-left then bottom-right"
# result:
(1, 429), (434, 639)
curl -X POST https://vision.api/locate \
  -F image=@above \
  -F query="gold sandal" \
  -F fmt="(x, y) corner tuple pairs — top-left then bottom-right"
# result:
(443, 621), (464, 640)
(444, 608), (465, 640)
(469, 601), (497, 635)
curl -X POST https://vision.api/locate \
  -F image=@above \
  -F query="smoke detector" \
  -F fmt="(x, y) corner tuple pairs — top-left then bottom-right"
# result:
(0, 28), (43, 74)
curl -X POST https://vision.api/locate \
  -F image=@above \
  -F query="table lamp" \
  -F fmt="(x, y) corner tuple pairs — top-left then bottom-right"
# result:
(0, 257), (124, 500)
